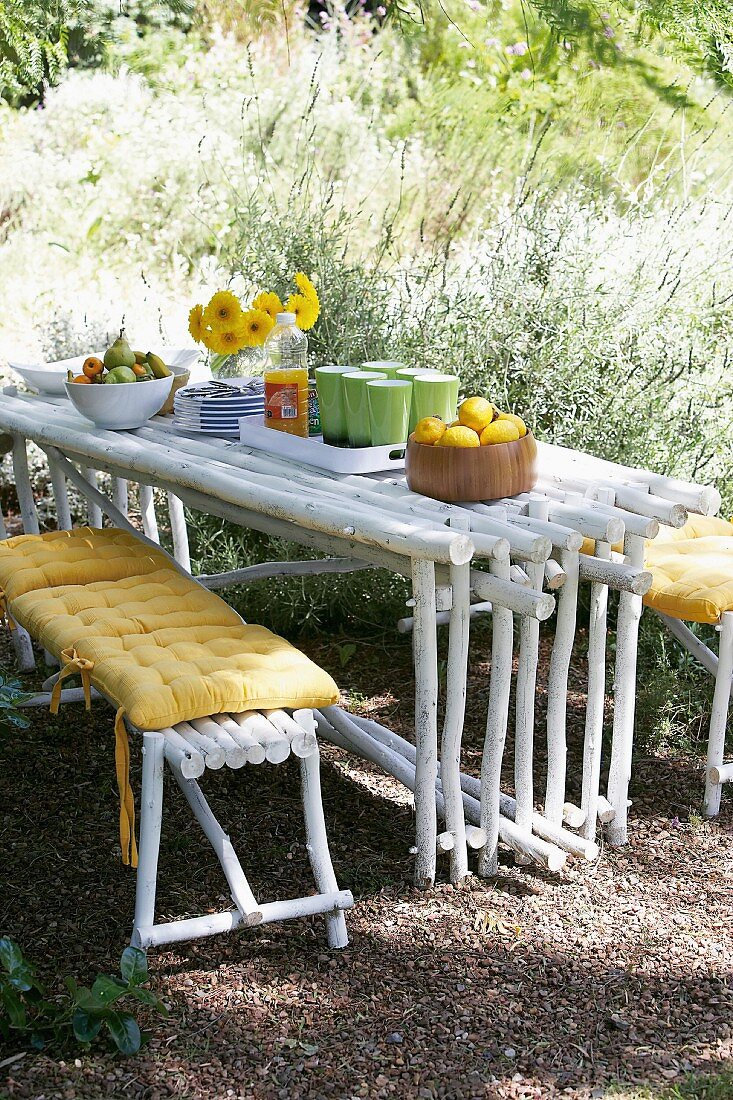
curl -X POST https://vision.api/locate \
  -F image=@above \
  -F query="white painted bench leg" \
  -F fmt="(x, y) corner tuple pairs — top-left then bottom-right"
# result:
(478, 556), (514, 878)
(606, 532), (645, 845)
(167, 493), (191, 572)
(704, 611), (733, 818)
(132, 732), (165, 948)
(544, 548), (580, 824)
(297, 716), (348, 948)
(169, 766), (262, 924)
(139, 484), (159, 542)
(411, 557), (439, 890)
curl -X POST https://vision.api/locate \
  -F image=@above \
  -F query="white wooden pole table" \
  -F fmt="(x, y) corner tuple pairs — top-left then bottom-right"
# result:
(0, 388), (720, 881)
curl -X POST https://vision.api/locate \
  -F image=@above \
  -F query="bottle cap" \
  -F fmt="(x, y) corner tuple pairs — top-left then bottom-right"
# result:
(276, 312), (296, 324)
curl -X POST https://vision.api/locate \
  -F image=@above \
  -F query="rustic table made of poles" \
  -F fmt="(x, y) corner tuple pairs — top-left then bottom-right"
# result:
(0, 388), (720, 887)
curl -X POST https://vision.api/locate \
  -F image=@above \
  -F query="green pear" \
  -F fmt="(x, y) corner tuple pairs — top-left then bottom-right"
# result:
(104, 366), (137, 384)
(104, 331), (136, 371)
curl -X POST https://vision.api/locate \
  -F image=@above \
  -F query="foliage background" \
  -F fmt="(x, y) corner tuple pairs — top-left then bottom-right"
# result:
(1, 0), (732, 749)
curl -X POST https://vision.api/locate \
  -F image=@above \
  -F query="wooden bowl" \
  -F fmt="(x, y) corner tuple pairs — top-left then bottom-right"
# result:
(406, 430), (537, 502)
(157, 366), (190, 416)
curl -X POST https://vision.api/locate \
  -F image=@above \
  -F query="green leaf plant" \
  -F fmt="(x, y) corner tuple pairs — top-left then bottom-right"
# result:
(0, 939), (167, 1056)
(0, 675), (35, 732)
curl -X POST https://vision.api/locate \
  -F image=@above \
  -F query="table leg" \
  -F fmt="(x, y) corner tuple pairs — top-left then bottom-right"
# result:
(704, 611), (733, 818)
(580, 537), (611, 841)
(167, 493), (191, 572)
(478, 556), (514, 878)
(513, 496), (548, 863)
(139, 484), (159, 542)
(606, 532), (644, 845)
(411, 557), (439, 890)
(441, 517), (470, 884)
(544, 548), (579, 824)
(81, 467), (103, 527)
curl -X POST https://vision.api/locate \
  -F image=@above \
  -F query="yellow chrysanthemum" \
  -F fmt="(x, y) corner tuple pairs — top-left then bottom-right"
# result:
(252, 291), (283, 321)
(203, 290), (242, 332)
(203, 318), (249, 355)
(286, 293), (319, 331)
(240, 308), (275, 347)
(294, 271), (319, 305)
(188, 304), (206, 343)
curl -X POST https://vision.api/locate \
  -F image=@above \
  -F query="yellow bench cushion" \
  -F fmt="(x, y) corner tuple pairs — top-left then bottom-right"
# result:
(643, 516), (733, 625)
(0, 527), (339, 727)
(0, 527), (173, 601)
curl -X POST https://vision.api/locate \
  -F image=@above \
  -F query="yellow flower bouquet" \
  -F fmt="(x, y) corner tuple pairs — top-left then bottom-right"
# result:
(188, 273), (320, 375)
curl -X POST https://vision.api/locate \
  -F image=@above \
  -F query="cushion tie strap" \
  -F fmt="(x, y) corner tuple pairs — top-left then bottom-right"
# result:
(0, 589), (16, 632)
(114, 709), (138, 869)
(49, 647), (94, 714)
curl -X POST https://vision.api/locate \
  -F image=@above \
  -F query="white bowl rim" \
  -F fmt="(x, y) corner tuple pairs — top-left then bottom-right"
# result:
(9, 347), (199, 374)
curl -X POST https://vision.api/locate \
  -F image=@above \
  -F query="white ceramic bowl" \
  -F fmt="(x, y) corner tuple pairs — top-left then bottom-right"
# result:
(65, 374), (174, 429)
(10, 348), (202, 396)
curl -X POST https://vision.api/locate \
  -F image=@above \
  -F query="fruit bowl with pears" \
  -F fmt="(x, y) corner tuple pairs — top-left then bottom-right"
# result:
(64, 331), (179, 430)
(405, 396), (537, 502)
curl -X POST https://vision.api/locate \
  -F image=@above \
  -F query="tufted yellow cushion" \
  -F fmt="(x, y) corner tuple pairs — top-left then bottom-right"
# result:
(0, 527), (173, 601)
(0, 528), (339, 727)
(643, 516), (733, 624)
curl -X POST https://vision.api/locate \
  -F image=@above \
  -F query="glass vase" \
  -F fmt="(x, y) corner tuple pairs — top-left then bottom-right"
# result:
(214, 344), (267, 379)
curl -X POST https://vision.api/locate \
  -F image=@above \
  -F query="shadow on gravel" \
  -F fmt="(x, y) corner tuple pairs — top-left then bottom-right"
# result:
(2, 631), (732, 1099)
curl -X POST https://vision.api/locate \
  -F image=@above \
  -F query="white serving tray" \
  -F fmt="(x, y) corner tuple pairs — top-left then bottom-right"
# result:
(238, 413), (406, 473)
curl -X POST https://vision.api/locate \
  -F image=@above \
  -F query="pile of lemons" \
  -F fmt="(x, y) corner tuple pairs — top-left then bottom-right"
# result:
(414, 397), (527, 448)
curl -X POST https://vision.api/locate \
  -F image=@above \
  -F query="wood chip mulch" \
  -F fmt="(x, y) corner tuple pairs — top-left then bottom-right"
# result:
(1, 624), (731, 1100)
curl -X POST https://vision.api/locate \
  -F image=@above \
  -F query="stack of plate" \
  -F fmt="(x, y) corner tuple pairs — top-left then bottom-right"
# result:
(173, 380), (264, 435)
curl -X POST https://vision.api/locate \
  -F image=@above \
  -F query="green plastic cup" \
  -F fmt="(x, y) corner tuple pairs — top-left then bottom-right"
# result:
(411, 372), (460, 430)
(395, 368), (446, 432)
(342, 371), (387, 447)
(315, 365), (354, 446)
(361, 360), (406, 381)
(366, 379), (412, 446)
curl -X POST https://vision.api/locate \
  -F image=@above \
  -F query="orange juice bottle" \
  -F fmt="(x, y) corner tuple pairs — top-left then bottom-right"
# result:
(263, 312), (309, 437)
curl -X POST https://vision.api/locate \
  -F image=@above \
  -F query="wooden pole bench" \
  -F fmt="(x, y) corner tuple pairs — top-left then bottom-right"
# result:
(134, 709), (350, 950)
(0, 526), (352, 950)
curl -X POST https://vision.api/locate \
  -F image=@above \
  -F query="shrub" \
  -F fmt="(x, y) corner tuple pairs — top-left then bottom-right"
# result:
(0, 939), (165, 1055)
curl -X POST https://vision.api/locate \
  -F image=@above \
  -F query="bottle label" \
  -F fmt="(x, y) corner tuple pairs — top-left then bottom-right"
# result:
(265, 381), (299, 420)
(308, 382), (321, 436)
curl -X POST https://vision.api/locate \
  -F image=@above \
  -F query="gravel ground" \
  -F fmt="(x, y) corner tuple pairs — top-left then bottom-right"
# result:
(1, 624), (732, 1100)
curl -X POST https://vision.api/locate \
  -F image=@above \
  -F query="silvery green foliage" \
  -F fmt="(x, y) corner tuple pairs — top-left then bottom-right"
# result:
(41, 311), (111, 363)
(1, 15), (732, 647)
(0, 676), (34, 730)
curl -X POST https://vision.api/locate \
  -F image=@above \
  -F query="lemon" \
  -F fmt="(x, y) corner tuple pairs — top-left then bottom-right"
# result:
(414, 416), (447, 446)
(436, 425), (480, 448)
(480, 420), (520, 445)
(496, 411), (527, 437)
(458, 396), (495, 433)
